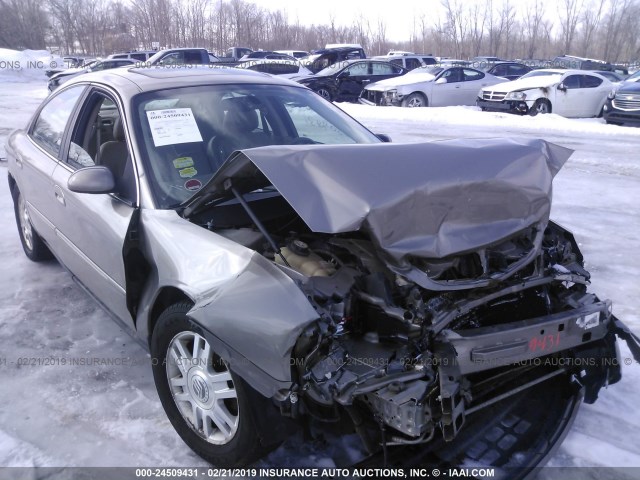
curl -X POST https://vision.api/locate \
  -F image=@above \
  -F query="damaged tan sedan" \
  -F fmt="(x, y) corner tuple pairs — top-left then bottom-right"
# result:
(6, 67), (640, 472)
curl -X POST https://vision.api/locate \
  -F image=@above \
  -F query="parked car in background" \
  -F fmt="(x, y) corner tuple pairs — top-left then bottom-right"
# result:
(386, 50), (416, 56)
(240, 51), (295, 61)
(274, 50), (309, 59)
(220, 47), (253, 61)
(293, 59), (407, 102)
(235, 59), (313, 78)
(593, 70), (627, 84)
(477, 69), (612, 117)
(45, 56), (94, 77)
(63, 56), (87, 68)
(552, 54), (611, 71)
(146, 48), (219, 66)
(473, 55), (502, 63)
(360, 65), (504, 107)
(481, 61), (532, 81)
(373, 54), (438, 70)
(108, 50), (157, 61)
(604, 70), (640, 125)
(438, 58), (471, 67)
(48, 58), (134, 91)
(7, 66), (637, 471)
(300, 47), (367, 73)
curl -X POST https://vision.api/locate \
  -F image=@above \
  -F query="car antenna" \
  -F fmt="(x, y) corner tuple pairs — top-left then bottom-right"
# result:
(224, 178), (291, 267)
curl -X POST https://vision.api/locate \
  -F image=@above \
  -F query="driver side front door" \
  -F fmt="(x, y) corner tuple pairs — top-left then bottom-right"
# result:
(49, 87), (137, 328)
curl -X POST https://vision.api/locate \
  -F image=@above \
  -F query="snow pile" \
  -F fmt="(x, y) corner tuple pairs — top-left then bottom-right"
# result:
(0, 48), (66, 79)
(338, 103), (640, 139)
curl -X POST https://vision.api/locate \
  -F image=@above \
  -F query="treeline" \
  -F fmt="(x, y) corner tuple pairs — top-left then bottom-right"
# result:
(0, 0), (639, 63)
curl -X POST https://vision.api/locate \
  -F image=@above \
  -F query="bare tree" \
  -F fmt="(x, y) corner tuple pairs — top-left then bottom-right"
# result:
(558, 0), (582, 54)
(523, 0), (546, 58)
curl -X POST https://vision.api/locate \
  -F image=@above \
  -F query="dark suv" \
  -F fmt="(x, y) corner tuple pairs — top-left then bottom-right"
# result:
(604, 71), (640, 125)
(300, 47), (367, 73)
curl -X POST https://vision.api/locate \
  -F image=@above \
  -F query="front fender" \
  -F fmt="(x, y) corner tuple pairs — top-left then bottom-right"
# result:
(188, 252), (319, 396)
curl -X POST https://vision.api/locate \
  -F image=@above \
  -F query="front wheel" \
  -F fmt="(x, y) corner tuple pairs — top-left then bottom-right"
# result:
(12, 188), (53, 262)
(529, 99), (551, 116)
(315, 88), (332, 101)
(401, 92), (428, 108)
(151, 302), (271, 466)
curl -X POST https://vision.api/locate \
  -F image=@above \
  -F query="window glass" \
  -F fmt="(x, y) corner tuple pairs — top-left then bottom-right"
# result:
(345, 62), (369, 76)
(161, 52), (183, 65)
(492, 65), (508, 76)
(31, 86), (84, 158)
(442, 68), (463, 83)
(131, 53), (147, 61)
(463, 69), (485, 81)
(371, 62), (395, 75)
(563, 75), (581, 89)
(133, 84), (379, 208)
(509, 64), (529, 76)
(422, 57), (437, 65)
(583, 75), (603, 88)
(404, 58), (419, 70)
(390, 58), (403, 66)
(66, 93), (135, 201)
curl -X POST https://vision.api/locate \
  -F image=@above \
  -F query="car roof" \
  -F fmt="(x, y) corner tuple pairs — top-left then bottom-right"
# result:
(237, 59), (302, 66)
(61, 65), (303, 96)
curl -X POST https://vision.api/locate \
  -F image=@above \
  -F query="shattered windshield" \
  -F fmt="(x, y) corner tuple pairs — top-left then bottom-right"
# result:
(133, 84), (379, 209)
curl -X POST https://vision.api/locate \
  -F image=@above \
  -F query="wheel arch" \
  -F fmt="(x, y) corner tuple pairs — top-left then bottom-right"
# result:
(406, 91), (429, 106)
(7, 172), (18, 199)
(147, 286), (195, 345)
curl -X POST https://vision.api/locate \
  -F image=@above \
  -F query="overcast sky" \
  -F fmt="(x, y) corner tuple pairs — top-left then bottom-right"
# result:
(251, 0), (446, 42)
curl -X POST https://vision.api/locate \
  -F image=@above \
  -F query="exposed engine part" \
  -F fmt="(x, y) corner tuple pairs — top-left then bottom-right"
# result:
(362, 380), (433, 438)
(276, 239), (336, 277)
(275, 222), (621, 449)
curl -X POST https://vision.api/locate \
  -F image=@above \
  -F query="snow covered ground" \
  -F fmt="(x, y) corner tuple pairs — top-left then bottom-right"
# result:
(0, 64), (639, 472)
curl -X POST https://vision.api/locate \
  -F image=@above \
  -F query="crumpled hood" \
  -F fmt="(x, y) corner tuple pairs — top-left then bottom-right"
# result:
(184, 139), (571, 266)
(366, 72), (436, 91)
(486, 75), (561, 93)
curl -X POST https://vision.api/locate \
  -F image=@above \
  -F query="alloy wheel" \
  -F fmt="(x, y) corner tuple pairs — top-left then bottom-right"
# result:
(166, 331), (239, 445)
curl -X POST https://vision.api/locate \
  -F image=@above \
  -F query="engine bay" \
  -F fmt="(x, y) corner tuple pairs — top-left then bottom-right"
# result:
(189, 193), (619, 449)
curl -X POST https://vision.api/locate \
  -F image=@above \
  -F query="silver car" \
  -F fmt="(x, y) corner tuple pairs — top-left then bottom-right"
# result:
(360, 65), (506, 107)
(6, 67), (639, 468)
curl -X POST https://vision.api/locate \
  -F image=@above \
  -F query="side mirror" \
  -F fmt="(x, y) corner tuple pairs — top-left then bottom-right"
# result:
(375, 133), (392, 143)
(557, 83), (567, 91)
(435, 77), (447, 84)
(68, 166), (116, 194)
(338, 70), (351, 79)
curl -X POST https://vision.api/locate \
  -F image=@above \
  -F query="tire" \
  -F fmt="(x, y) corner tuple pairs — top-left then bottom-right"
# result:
(12, 188), (53, 262)
(315, 88), (332, 101)
(151, 302), (270, 466)
(401, 92), (428, 108)
(529, 99), (551, 116)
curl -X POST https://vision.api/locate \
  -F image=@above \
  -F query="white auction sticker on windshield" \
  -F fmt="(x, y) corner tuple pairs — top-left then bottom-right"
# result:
(146, 108), (203, 147)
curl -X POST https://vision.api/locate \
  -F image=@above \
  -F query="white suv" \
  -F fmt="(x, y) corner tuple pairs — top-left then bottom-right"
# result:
(373, 54), (438, 70)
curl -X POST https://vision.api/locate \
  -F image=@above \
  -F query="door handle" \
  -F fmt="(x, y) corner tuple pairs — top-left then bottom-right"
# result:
(54, 185), (65, 206)
(362, 79), (370, 83)
(15, 157), (23, 169)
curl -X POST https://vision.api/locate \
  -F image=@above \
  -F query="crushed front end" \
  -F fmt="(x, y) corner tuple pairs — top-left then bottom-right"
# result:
(284, 221), (634, 458)
(183, 139), (640, 468)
